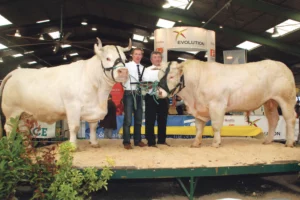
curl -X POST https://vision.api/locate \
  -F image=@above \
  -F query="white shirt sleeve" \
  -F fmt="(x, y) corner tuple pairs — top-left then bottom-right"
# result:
(143, 66), (159, 82)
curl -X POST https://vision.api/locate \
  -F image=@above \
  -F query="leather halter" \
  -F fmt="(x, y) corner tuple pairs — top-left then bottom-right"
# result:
(101, 46), (125, 82)
(158, 62), (185, 96)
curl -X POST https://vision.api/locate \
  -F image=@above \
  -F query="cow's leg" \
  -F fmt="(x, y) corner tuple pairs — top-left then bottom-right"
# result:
(65, 107), (81, 149)
(277, 100), (296, 147)
(89, 122), (100, 148)
(191, 118), (206, 148)
(67, 121), (80, 149)
(263, 100), (279, 144)
(3, 110), (23, 138)
(209, 102), (225, 148)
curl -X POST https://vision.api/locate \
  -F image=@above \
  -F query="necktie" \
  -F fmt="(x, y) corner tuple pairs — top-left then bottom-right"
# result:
(137, 64), (142, 82)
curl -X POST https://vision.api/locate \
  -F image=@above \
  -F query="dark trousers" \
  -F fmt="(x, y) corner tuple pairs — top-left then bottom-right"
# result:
(145, 94), (169, 145)
(122, 91), (143, 145)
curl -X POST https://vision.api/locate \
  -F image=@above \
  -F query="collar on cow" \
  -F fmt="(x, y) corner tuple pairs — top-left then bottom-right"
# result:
(101, 46), (125, 82)
(158, 62), (185, 96)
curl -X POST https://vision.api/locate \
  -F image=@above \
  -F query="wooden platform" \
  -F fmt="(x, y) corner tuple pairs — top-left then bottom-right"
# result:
(66, 138), (300, 169)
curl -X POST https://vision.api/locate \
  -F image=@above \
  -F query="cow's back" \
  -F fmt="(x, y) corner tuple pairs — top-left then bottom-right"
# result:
(2, 61), (86, 122)
(182, 60), (295, 112)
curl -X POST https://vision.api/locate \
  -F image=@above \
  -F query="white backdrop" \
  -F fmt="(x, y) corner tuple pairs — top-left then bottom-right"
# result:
(154, 27), (216, 62)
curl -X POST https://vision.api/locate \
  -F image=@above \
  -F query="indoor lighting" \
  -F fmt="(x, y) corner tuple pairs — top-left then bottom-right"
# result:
(28, 61), (37, 65)
(219, 25), (223, 29)
(162, 2), (171, 8)
(149, 33), (155, 40)
(132, 46), (137, 49)
(167, 0), (189, 10)
(91, 27), (97, 31)
(61, 44), (71, 48)
(81, 19), (88, 25)
(0, 14), (12, 26)
(202, 21), (205, 24)
(0, 43), (8, 50)
(226, 56), (233, 59)
(178, 57), (187, 61)
(39, 34), (45, 40)
(63, 55), (67, 60)
(156, 18), (175, 28)
(53, 46), (57, 52)
(186, 51), (198, 55)
(36, 19), (50, 23)
(236, 41), (261, 51)
(271, 27), (280, 38)
(266, 19), (300, 37)
(0, 58), (3, 63)
(14, 29), (21, 37)
(178, 20), (182, 23)
(12, 53), (23, 58)
(143, 37), (148, 43)
(133, 34), (144, 42)
(48, 31), (60, 39)
(24, 50), (34, 54)
(186, 1), (194, 10)
(69, 52), (78, 56)
(204, 52), (208, 58)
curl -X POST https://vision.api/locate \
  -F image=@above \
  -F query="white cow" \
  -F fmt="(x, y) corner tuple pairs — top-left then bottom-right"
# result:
(158, 60), (296, 148)
(0, 38), (130, 148)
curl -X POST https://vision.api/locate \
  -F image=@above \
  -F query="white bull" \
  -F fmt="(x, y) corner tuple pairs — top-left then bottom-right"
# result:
(0, 38), (131, 148)
(158, 60), (296, 148)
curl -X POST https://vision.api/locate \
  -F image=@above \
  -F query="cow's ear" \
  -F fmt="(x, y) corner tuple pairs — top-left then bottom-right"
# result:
(160, 61), (168, 68)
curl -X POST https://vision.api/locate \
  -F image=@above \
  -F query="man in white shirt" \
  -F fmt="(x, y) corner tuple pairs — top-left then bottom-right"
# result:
(143, 51), (169, 147)
(122, 48), (147, 149)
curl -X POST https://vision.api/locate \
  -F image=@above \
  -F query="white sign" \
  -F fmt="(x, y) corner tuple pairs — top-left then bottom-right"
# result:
(30, 121), (56, 138)
(154, 27), (216, 62)
(223, 115), (299, 141)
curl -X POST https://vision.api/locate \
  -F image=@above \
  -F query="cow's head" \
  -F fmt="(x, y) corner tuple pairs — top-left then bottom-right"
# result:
(94, 37), (131, 83)
(157, 61), (184, 98)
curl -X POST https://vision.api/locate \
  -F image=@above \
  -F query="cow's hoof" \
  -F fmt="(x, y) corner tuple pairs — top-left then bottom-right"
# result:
(212, 142), (220, 148)
(69, 143), (78, 152)
(190, 143), (201, 148)
(263, 140), (272, 145)
(90, 143), (100, 148)
(285, 142), (294, 148)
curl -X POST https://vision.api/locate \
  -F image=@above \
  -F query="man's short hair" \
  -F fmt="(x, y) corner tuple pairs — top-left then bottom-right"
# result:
(131, 48), (144, 55)
(150, 51), (162, 59)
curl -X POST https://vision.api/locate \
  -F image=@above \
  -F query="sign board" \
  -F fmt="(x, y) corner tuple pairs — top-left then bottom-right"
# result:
(154, 27), (216, 62)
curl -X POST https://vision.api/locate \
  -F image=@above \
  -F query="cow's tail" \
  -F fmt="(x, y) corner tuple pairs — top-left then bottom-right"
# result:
(0, 74), (12, 138)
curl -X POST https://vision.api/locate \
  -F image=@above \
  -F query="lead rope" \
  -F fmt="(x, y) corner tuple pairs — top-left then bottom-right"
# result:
(126, 75), (160, 109)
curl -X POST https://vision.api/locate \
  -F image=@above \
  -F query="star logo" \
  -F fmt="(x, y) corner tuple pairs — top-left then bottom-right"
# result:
(173, 29), (187, 40)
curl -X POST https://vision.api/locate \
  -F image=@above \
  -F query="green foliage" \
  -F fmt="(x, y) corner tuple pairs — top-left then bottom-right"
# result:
(0, 116), (114, 200)
(0, 116), (31, 200)
(48, 142), (114, 200)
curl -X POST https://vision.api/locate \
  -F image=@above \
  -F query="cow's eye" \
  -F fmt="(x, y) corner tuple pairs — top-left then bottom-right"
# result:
(169, 76), (174, 79)
(106, 58), (111, 61)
